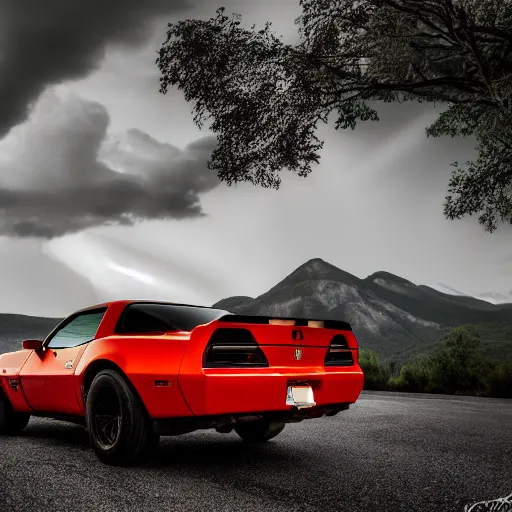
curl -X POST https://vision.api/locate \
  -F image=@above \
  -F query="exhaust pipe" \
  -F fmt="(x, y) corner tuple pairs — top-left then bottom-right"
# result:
(236, 415), (263, 423)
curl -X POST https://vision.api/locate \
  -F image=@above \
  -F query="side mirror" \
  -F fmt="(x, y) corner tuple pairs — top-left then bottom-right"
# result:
(22, 339), (43, 351)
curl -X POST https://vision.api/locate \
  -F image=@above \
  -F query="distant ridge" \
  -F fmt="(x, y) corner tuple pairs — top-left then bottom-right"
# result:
(0, 314), (61, 354)
(213, 258), (512, 361)
(1, 259), (510, 362)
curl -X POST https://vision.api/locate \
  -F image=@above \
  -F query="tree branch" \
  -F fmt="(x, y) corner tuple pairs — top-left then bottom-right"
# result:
(473, 26), (512, 43)
(377, 0), (454, 42)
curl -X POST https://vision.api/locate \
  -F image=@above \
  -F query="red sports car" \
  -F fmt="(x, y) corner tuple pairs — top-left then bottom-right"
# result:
(0, 301), (364, 466)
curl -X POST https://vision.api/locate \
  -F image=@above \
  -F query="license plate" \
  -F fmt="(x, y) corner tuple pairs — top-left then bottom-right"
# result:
(286, 385), (316, 409)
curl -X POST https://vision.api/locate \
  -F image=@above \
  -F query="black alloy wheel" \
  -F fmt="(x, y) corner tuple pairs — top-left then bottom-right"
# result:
(86, 369), (160, 466)
(92, 385), (121, 449)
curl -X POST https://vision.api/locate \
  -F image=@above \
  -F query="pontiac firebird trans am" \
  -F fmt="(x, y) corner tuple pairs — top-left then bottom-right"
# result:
(0, 301), (364, 466)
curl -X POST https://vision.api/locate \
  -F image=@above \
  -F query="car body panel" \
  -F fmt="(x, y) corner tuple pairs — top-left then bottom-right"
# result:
(0, 350), (33, 413)
(0, 349), (32, 378)
(177, 321), (363, 416)
(19, 345), (88, 415)
(74, 333), (194, 418)
(179, 368), (364, 417)
(0, 300), (364, 422)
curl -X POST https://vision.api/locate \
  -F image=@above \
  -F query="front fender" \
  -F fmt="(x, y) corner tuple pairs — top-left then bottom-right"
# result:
(0, 350), (33, 413)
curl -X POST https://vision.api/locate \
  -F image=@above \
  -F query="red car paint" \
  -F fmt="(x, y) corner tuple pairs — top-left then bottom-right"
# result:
(0, 300), (364, 422)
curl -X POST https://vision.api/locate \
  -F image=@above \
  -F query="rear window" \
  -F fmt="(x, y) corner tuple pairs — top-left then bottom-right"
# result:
(115, 303), (229, 334)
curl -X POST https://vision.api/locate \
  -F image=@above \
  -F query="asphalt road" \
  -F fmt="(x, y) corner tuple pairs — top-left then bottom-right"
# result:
(1, 391), (511, 512)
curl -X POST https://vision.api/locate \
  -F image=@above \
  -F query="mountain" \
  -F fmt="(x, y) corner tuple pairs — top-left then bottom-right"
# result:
(474, 291), (512, 305)
(213, 259), (512, 362)
(428, 283), (468, 297)
(213, 296), (254, 310)
(0, 314), (61, 354)
(1, 259), (510, 362)
(428, 283), (512, 305)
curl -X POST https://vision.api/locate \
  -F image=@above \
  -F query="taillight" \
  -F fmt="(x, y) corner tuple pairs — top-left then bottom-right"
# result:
(203, 328), (269, 368)
(324, 334), (355, 367)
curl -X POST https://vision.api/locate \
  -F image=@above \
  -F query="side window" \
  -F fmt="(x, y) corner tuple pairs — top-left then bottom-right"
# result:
(115, 305), (175, 334)
(47, 310), (106, 349)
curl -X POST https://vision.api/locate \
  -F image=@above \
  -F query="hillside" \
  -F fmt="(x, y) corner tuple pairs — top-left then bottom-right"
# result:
(0, 314), (61, 354)
(213, 259), (512, 362)
(1, 259), (510, 363)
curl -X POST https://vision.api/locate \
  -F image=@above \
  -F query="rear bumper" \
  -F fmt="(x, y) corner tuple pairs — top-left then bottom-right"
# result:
(178, 366), (364, 417)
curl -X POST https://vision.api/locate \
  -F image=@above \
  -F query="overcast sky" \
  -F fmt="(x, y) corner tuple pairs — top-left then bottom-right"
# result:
(0, 0), (510, 317)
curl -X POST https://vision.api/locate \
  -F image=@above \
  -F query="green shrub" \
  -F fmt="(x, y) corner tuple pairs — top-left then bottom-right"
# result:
(386, 376), (408, 392)
(358, 325), (512, 398)
(428, 326), (493, 396)
(359, 349), (388, 390)
(396, 357), (433, 393)
(485, 363), (512, 398)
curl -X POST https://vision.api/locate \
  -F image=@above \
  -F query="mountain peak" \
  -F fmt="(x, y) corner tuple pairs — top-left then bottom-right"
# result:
(213, 296), (253, 309)
(288, 258), (361, 285)
(300, 258), (332, 270)
(366, 271), (415, 286)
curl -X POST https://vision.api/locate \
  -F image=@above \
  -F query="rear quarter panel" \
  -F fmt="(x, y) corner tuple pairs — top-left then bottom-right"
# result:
(75, 333), (194, 418)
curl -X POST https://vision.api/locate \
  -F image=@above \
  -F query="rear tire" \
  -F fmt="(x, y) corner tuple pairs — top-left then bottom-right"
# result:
(85, 369), (160, 466)
(0, 391), (30, 435)
(234, 420), (286, 444)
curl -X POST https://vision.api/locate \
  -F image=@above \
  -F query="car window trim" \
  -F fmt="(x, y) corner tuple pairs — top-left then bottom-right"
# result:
(43, 307), (108, 350)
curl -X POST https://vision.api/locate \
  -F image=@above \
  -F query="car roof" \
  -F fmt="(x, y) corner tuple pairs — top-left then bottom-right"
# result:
(73, 300), (216, 315)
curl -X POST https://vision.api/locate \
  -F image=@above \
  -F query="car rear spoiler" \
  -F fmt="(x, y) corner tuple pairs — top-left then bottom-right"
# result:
(216, 314), (353, 332)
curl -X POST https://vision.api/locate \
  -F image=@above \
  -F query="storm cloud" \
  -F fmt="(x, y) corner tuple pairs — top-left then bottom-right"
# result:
(0, 92), (220, 238)
(0, 0), (190, 137)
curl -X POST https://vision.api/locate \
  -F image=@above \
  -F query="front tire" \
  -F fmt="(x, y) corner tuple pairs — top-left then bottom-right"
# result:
(0, 391), (30, 435)
(85, 369), (160, 466)
(234, 420), (286, 444)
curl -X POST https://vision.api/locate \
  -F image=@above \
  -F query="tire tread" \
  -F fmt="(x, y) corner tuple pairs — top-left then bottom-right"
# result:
(86, 369), (159, 466)
(0, 391), (30, 435)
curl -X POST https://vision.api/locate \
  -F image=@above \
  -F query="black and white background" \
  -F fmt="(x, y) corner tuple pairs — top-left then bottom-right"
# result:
(0, 1), (511, 511)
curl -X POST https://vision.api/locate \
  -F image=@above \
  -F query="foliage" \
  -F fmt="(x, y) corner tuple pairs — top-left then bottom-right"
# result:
(396, 356), (436, 393)
(486, 362), (512, 398)
(468, 323), (512, 362)
(157, 0), (512, 231)
(428, 325), (492, 394)
(358, 325), (512, 398)
(359, 349), (389, 389)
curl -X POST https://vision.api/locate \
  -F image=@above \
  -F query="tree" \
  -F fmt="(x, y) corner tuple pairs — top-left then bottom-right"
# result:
(394, 356), (435, 393)
(157, 1), (512, 231)
(486, 362), (512, 398)
(429, 325), (490, 395)
(358, 349), (388, 389)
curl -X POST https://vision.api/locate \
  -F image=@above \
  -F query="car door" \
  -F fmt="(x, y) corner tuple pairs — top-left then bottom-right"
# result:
(19, 308), (106, 416)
